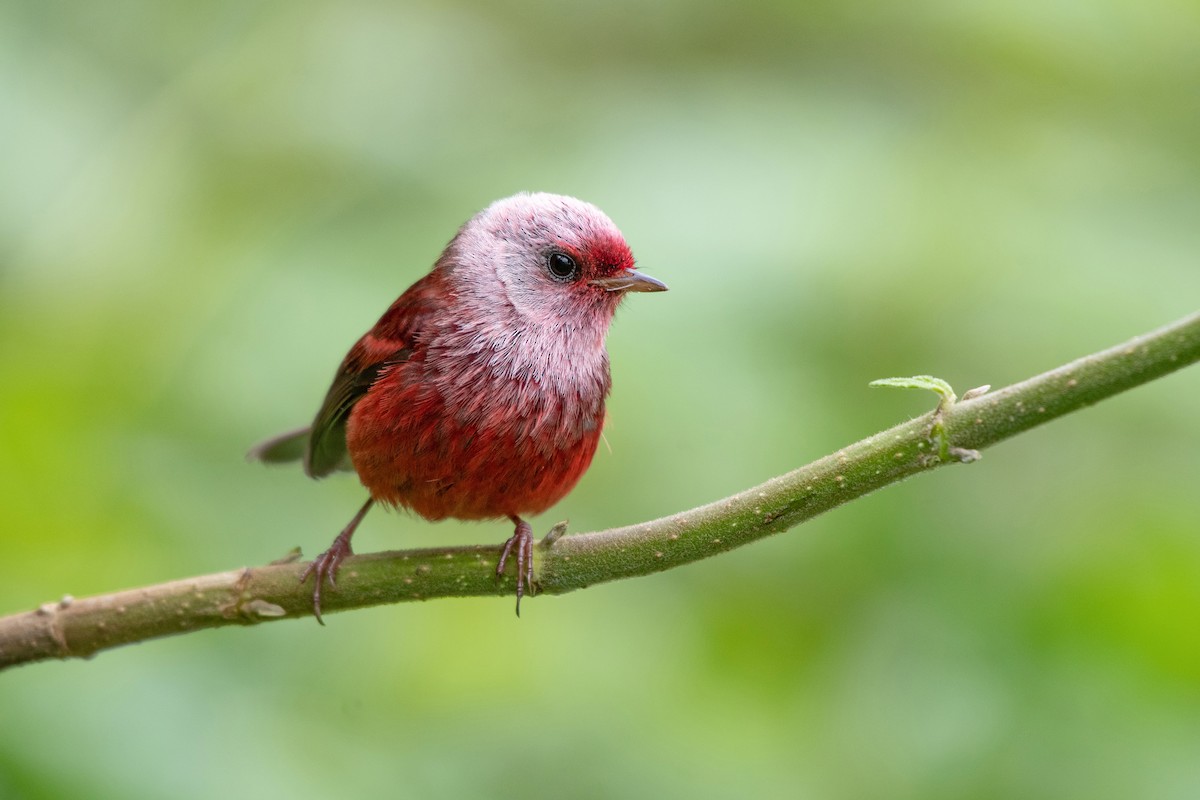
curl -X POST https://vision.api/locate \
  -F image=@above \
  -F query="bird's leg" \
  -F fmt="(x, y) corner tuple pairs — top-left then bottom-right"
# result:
(300, 497), (374, 625)
(497, 515), (535, 616)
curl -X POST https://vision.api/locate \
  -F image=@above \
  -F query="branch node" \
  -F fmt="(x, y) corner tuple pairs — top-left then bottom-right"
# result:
(961, 384), (992, 401)
(874, 374), (987, 466)
(32, 599), (72, 657)
(242, 600), (287, 619)
(269, 547), (303, 565)
(219, 568), (260, 621)
(948, 446), (983, 463)
(540, 521), (569, 548)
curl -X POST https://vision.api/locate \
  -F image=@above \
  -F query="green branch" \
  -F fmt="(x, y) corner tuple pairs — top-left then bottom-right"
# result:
(2, 311), (1197, 670)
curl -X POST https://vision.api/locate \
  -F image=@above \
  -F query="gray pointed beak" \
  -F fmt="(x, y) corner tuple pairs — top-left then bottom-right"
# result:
(590, 269), (669, 293)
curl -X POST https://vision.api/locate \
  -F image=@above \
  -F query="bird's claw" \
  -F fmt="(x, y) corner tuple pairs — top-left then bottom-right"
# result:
(300, 533), (354, 625)
(497, 519), (535, 616)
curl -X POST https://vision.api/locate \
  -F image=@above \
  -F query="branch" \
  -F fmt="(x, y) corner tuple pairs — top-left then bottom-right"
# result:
(3, 311), (1198, 670)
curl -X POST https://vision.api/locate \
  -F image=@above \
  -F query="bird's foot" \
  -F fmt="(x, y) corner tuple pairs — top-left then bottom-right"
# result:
(497, 517), (535, 616)
(299, 529), (354, 626)
(299, 498), (374, 625)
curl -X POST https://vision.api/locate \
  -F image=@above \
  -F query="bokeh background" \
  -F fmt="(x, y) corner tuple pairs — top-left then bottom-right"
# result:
(2, 1), (1198, 798)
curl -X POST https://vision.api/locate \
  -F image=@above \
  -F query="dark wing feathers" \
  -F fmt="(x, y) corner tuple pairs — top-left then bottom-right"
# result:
(303, 341), (410, 477)
(248, 271), (447, 479)
(301, 270), (448, 479)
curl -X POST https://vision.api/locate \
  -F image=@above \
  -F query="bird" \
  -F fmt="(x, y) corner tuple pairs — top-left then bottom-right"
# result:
(249, 192), (667, 622)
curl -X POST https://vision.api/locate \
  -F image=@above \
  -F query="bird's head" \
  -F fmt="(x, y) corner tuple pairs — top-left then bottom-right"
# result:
(448, 193), (667, 338)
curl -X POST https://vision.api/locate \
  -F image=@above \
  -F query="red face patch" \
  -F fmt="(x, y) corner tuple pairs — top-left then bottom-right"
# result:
(584, 231), (635, 278)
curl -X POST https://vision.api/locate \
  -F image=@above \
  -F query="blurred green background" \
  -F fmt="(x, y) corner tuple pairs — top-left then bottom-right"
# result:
(2, 1), (1198, 798)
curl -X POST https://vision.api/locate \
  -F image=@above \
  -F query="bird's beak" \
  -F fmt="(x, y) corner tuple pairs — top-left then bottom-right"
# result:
(590, 269), (669, 293)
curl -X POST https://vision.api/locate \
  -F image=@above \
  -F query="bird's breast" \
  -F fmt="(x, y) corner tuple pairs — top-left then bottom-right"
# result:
(438, 328), (610, 431)
(346, 322), (611, 520)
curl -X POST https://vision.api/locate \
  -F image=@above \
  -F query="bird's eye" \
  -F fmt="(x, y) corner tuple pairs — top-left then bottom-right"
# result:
(546, 251), (579, 282)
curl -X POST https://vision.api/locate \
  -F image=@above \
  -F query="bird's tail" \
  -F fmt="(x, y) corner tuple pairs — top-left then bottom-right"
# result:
(246, 426), (311, 464)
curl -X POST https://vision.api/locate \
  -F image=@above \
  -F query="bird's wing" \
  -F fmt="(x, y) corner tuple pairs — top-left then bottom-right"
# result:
(304, 338), (410, 477)
(304, 271), (447, 478)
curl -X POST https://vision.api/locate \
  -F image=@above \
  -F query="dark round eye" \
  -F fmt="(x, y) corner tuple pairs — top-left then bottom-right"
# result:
(546, 251), (579, 282)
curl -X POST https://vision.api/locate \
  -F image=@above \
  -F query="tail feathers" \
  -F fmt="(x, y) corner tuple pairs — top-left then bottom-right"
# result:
(247, 426), (311, 464)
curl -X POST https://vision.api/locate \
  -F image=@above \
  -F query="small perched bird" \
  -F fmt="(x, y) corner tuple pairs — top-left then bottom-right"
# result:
(250, 193), (667, 621)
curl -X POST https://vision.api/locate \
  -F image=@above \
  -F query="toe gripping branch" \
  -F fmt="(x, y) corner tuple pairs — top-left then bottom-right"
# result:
(497, 517), (535, 616)
(496, 520), (569, 616)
